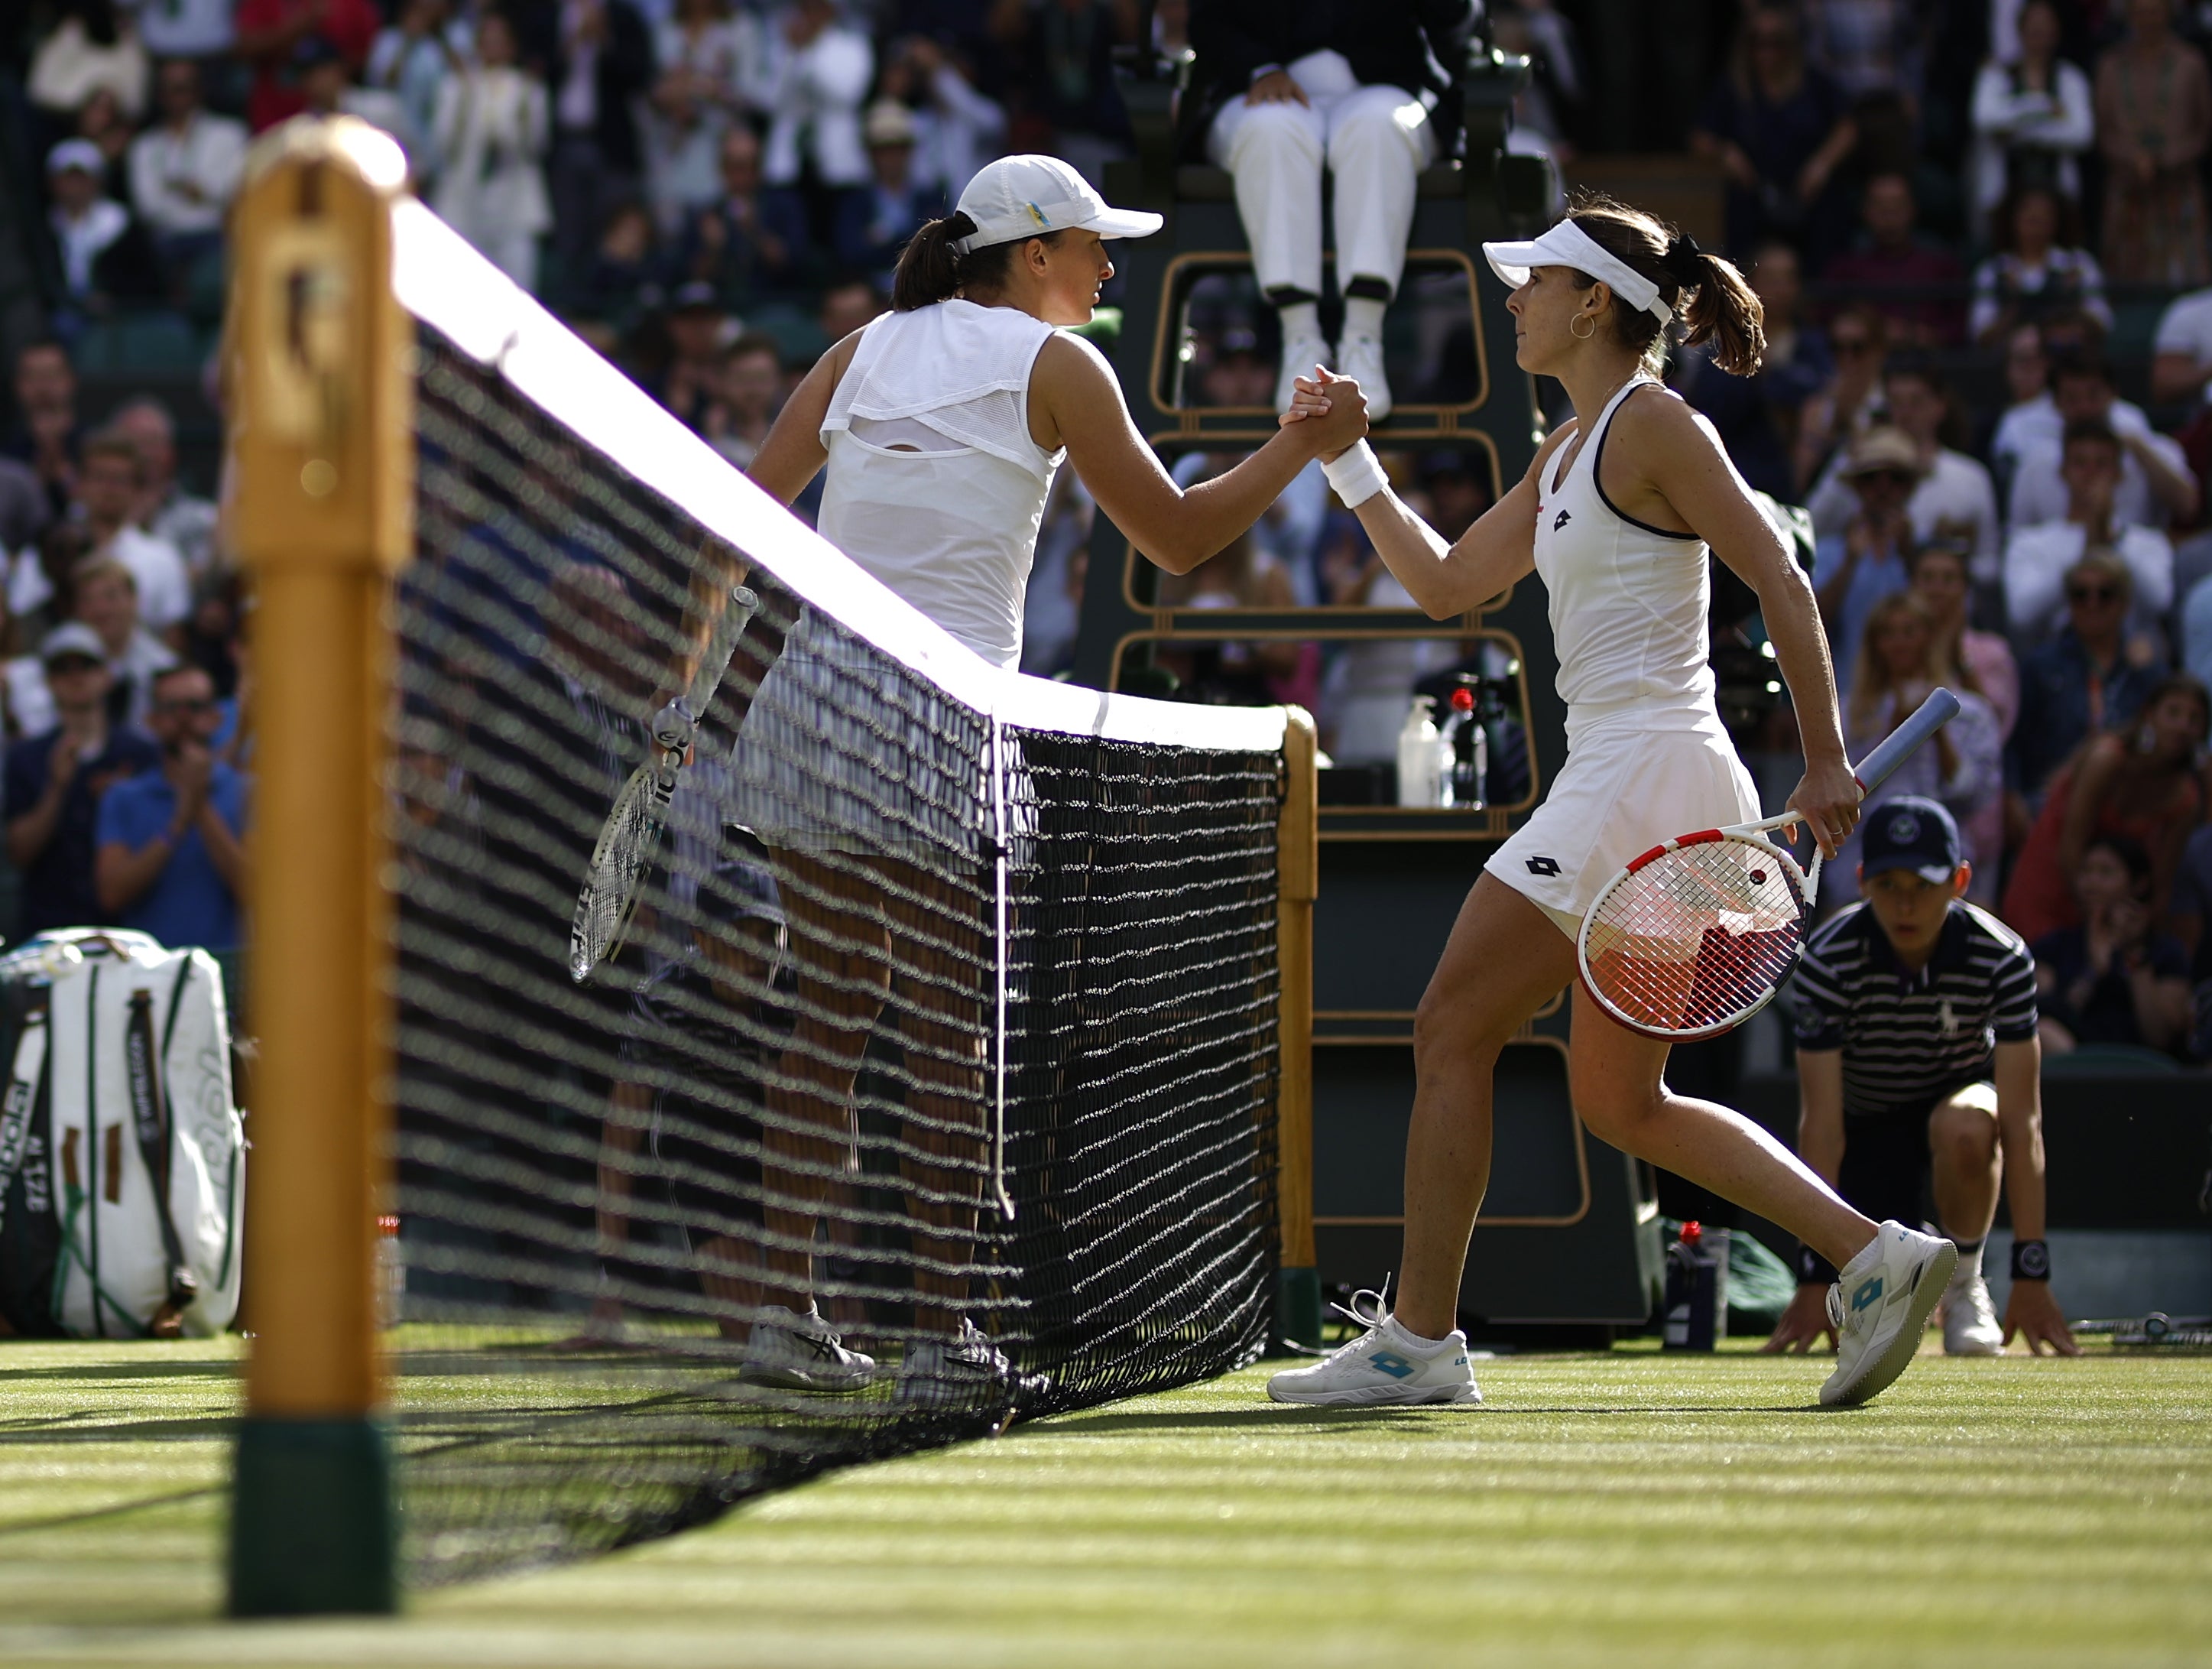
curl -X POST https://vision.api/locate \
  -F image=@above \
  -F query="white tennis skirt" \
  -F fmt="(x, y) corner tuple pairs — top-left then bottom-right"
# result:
(1489, 708), (1761, 939)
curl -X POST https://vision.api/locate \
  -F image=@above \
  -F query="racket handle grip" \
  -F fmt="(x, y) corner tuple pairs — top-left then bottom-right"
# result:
(1853, 687), (1961, 794)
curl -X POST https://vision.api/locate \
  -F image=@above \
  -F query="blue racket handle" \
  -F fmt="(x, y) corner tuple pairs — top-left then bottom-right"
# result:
(1852, 687), (1961, 793)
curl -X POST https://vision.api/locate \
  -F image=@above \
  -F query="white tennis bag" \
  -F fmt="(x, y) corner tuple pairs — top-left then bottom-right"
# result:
(0, 930), (245, 1338)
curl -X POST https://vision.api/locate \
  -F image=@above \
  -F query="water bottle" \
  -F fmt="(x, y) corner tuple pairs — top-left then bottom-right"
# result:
(1662, 1220), (1721, 1351)
(1438, 684), (1489, 810)
(377, 1213), (405, 1329)
(1395, 696), (1442, 807)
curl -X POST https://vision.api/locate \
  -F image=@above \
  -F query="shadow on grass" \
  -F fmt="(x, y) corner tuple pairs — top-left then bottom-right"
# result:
(0, 1358), (236, 1383)
(0, 1411), (238, 1443)
(0, 1482), (224, 1541)
(1034, 1401), (1822, 1437)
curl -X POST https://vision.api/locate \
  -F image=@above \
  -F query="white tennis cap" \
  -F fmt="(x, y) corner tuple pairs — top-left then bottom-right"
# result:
(952, 154), (1162, 255)
(1481, 219), (1675, 325)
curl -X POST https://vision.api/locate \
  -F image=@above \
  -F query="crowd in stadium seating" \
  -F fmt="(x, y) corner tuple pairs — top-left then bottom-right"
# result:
(7, 0), (2212, 1062)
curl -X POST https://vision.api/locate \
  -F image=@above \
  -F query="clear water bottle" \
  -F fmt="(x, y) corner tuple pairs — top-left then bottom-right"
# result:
(1395, 696), (1442, 807)
(1438, 685), (1489, 810)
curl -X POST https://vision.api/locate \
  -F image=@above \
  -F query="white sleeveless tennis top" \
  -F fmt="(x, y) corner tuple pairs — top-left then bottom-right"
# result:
(817, 299), (1066, 669)
(1533, 376), (1719, 743)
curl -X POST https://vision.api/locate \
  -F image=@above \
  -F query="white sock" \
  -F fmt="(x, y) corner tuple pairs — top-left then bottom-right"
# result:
(1342, 295), (1387, 341)
(1951, 1239), (1984, 1284)
(1276, 299), (1322, 343)
(1388, 1316), (1451, 1352)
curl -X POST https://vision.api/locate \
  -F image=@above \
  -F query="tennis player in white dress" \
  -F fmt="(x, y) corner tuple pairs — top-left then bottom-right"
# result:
(1268, 200), (1958, 1410)
(738, 154), (1367, 1402)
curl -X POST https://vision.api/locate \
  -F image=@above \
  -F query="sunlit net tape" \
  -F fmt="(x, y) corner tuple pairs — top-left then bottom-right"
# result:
(1582, 838), (1807, 1034)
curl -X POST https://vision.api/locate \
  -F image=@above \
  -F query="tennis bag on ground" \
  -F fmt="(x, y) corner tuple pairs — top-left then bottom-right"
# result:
(0, 930), (244, 1338)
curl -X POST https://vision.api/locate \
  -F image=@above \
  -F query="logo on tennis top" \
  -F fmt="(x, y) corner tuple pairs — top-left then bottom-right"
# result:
(1552, 508), (1571, 532)
(1886, 810), (1921, 845)
(1525, 856), (1562, 876)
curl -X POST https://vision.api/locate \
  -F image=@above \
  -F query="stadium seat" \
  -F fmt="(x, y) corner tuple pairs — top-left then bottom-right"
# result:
(71, 310), (205, 376)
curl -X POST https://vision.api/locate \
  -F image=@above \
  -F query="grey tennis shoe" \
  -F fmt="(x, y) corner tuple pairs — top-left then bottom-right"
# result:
(1821, 1222), (1958, 1406)
(741, 1304), (876, 1392)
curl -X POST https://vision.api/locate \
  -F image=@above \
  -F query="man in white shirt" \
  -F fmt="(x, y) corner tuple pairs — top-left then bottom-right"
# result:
(109, 398), (219, 581)
(1989, 323), (2061, 500)
(1808, 356), (2000, 580)
(2006, 350), (2197, 531)
(2150, 284), (2212, 408)
(128, 59), (247, 263)
(2003, 420), (2173, 644)
(756, 0), (874, 193)
(71, 433), (190, 639)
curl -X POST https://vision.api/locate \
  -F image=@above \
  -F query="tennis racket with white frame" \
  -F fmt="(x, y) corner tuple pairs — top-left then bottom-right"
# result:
(1575, 688), (1961, 1040)
(569, 584), (760, 982)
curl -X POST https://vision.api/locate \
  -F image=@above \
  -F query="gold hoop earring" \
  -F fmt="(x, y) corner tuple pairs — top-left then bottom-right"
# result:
(1570, 314), (1597, 340)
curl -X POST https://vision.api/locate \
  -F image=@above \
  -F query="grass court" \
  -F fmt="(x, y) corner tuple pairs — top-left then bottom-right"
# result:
(2, 1335), (2207, 1667)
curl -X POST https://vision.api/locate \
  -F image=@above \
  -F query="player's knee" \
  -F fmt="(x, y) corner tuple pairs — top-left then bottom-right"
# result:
(1412, 988), (1513, 1076)
(1571, 1076), (1662, 1146)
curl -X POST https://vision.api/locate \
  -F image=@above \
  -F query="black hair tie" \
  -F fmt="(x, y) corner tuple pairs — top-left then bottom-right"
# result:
(1665, 233), (1704, 287)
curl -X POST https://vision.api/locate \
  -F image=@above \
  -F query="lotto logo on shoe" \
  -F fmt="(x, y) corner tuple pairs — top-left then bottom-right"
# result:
(1526, 856), (1562, 876)
(1368, 1351), (1416, 1379)
(1552, 509), (1571, 531)
(1851, 1276), (1885, 1312)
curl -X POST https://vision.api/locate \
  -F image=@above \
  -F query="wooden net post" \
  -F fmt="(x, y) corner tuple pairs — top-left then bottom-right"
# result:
(225, 117), (412, 1617)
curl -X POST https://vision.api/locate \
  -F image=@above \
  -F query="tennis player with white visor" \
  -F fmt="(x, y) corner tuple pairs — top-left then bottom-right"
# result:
(735, 155), (1368, 1402)
(1268, 199), (1961, 1409)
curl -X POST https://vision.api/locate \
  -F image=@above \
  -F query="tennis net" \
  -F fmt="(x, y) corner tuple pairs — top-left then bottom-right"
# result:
(380, 202), (1291, 1582)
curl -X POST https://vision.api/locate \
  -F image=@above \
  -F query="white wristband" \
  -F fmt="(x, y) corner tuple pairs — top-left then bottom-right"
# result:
(1322, 440), (1389, 508)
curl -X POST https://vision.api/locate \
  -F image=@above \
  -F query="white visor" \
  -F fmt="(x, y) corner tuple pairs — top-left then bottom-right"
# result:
(951, 154), (1163, 255)
(1481, 219), (1675, 325)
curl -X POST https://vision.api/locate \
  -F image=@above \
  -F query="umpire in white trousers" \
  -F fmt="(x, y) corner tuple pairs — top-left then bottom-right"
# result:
(1189, 1), (1477, 418)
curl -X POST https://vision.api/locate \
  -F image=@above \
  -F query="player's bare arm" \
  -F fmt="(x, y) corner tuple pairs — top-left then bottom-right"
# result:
(1609, 391), (1857, 856)
(1037, 333), (1364, 574)
(1992, 1037), (2079, 1356)
(1283, 368), (1552, 617)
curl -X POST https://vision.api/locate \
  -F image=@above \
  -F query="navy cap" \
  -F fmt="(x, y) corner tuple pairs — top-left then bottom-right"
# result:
(1861, 795), (1960, 885)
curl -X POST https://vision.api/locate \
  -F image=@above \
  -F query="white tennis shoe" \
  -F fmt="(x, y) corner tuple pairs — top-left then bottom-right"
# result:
(1338, 332), (1392, 421)
(895, 1319), (1045, 1411)
(741, 1305), (876, 1392)
(1941, 1266), (2006, 1356)
(1267, 1291), (1481, 1407)
(1820, 1221), (1958, 1406)
(1276, 333), (1332, 414)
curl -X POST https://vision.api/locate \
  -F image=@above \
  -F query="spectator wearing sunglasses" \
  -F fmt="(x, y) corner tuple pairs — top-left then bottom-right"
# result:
(2004, 421), (2174, 648)
(1806, 356), (1998, 580)
(1791, 301), (1886, 495)
(2006, 350), (2197, 534)
(1812, 425), (1921, 686)
(2012, 552), (2169, 807)
(92, 661), (246, 953)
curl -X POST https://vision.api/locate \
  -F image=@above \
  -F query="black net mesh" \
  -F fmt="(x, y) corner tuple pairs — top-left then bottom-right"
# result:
(385, 332), (1284, 1583)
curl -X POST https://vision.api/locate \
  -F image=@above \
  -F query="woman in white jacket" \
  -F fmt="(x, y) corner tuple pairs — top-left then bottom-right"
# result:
(431, 11), (550, 293)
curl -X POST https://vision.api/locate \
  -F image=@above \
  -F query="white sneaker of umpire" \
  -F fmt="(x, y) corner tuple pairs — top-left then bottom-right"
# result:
(741, 1305), (876, 1392)
(1941, 1267), (2006, 1356)
(1820, 1221), (1958, 1407)
(1276, 333), (1334, 415)
(1337, 332), (1393, 421)
(896, 1319), (1043, 1411)
(1267, 1291), (1480, 1407)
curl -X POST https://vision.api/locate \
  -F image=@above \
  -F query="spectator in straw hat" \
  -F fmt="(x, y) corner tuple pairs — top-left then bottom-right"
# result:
(1813, 425), (1922, 684)
(834, 98), (945, 283)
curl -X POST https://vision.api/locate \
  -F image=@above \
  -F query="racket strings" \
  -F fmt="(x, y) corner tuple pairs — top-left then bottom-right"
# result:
(1583, 839), (1807, 1034)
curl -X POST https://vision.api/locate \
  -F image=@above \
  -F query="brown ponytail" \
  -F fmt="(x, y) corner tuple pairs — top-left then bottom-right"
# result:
(1560, 192), (1766, 377)
(1678, 245), (1766, 375)
(892, 212), (978, 310)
